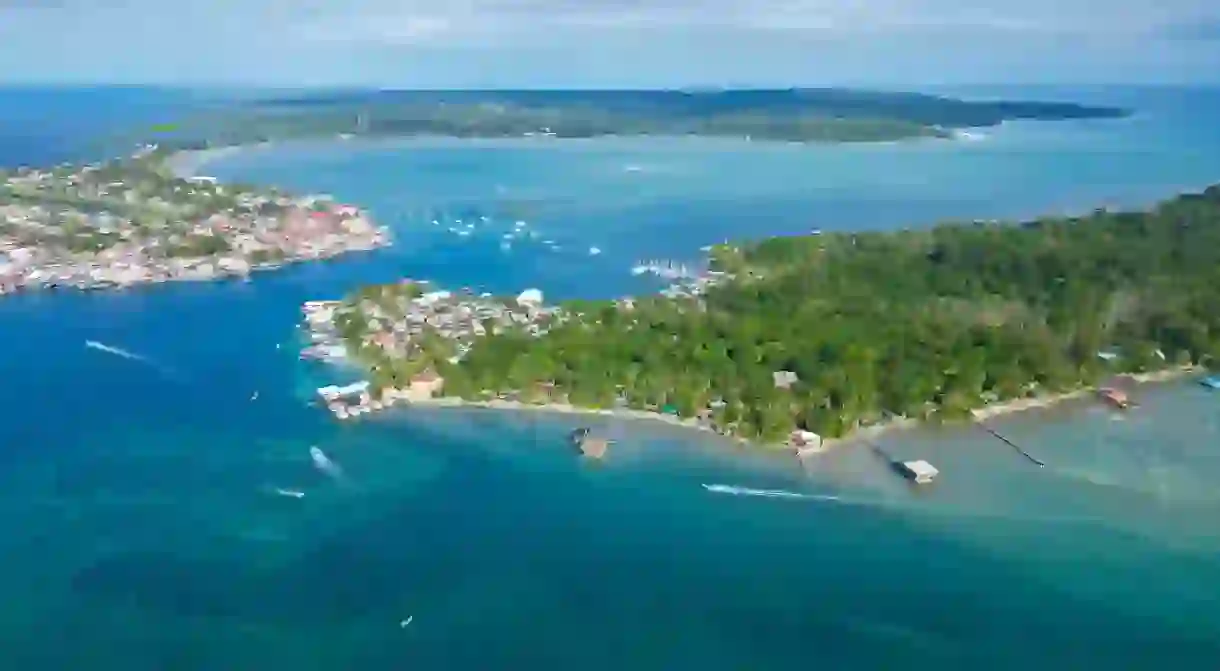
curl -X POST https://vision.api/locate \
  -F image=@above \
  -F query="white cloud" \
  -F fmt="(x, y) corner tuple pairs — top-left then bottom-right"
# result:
(297, 15), (452, 44)
(285, 0), (1220, 44)
(1, 0), (1217, 84)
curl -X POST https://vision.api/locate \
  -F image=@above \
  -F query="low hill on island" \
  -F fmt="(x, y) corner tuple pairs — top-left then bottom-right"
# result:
(155, 88), (1130, 146)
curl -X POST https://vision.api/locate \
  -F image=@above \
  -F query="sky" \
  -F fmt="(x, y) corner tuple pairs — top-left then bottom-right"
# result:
(0, 0), (1218, 87)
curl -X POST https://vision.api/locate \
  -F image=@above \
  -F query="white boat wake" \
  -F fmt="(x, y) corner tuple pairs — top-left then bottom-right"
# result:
(85, 339), (144, 361)
(702, 483), (1116, 525)
(702, 483), (844, 502)
(84, 339), (181, 379)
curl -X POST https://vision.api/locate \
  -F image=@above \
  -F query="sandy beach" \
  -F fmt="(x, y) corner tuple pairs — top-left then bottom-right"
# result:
(384, 365), (1204, 455)
(843, 365), (1204, 449)
(970, 365), (1201, 420)
(164, 143), (273, 179)
(403, 396), (721, 435)
(164, 147), (234, 179)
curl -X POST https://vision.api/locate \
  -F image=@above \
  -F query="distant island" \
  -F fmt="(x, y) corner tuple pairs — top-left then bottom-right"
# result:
(0, 146), (389, 295)
(307, 184), (1220, 446)
(155, 88), (1130, 147)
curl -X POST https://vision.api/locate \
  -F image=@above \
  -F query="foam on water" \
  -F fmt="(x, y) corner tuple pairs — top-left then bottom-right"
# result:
(83, 339), (183, 380)
(703, 483), (844, 501)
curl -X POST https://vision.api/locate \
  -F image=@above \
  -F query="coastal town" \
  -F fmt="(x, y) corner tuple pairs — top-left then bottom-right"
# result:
(0, 146), (389, 295)
(297, 271), (848, 469)
(293, 271), (802, 441)
(300, 279), (565, 419)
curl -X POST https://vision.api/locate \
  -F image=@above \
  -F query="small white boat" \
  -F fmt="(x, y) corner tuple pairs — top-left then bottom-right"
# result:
(588, 246), (601, 255)
(274, 488), (305, 499)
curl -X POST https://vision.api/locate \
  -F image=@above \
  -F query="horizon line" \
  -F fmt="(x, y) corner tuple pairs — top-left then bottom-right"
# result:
(2, 82), (1220, 94)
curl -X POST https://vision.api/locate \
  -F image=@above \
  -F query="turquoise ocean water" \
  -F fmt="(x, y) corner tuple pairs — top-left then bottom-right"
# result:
(2, 87), (1220, 669)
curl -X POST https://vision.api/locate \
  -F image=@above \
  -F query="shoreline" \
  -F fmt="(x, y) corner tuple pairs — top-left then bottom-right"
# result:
(0, 243), (387, 299)
(825, 365), (1203, 452)
(398, 395), (736, 439)
(342, 365), (1204, 456)
(162, 128), (998, 182)
(165, 144), (264, 179)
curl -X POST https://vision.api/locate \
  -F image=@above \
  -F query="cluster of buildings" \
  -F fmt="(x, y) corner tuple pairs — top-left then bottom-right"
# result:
(0, 150), (390, 295)
(313, 374), (449, 420)
(300, 300), (351, 363)
(301, 281), (561, 418)
(659, 270), (728, 300)
(350, 284), (556, 361)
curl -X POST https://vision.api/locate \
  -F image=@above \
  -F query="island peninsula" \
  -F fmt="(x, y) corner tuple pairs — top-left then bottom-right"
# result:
(0, 146), (389, 295)
(308, 184), (1220, 446)
(166, 88), (1129, 146)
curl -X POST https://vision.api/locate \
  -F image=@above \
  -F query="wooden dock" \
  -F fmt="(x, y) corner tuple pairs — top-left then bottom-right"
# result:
(975, 422), (1044, 467)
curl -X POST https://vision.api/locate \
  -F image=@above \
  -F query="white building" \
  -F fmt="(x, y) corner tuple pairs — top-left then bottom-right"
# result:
(897, 460), (939, 484)
(517, 288), (543, 305)
(419, 290), (452, 306)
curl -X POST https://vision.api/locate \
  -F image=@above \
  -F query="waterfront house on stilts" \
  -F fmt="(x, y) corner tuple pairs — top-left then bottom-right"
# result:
(895, 460), (939, 484)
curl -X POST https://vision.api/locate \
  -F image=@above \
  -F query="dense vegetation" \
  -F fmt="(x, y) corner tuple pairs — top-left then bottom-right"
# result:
(155, 89), (1128, 147)
(431, 186), (1220, 442)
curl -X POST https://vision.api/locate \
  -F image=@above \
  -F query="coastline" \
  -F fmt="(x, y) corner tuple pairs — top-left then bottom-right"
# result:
(396, 394), (733, 438)
(829, 365), (1204, 451)
(346, 365), (1204, 456)
(160, 128), (996, 183)
(164, 144), (257, 179)
(0, 242), (388, 299)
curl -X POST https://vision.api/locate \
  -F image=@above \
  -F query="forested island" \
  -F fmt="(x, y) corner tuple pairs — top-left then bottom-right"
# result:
(155, 88), (1129, 147)
(321, 184), (1220, 443)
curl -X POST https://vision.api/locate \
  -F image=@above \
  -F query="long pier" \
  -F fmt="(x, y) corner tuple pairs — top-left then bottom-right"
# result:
(975, 422), (1045, 467)
(862, 437), (893, 463)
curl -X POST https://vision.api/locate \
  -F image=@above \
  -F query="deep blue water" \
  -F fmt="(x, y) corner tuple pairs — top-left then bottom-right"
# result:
(0, 87), (207, 167)
(2, 87), (1220, 670)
